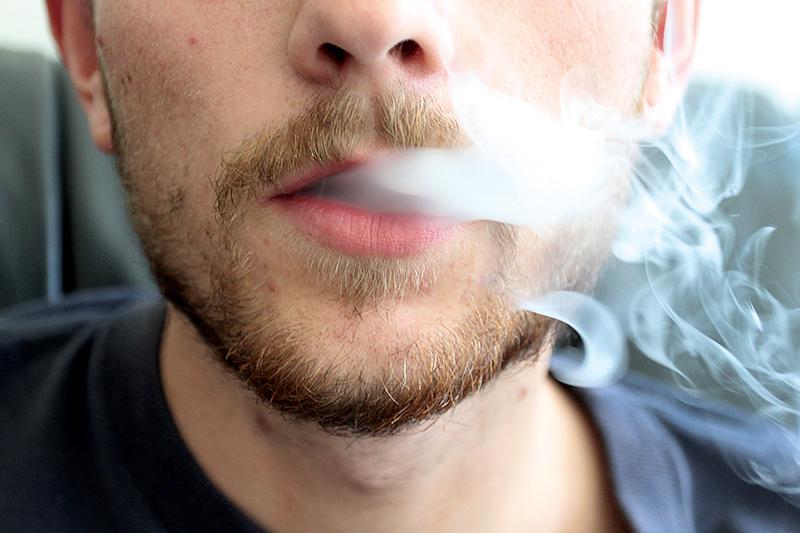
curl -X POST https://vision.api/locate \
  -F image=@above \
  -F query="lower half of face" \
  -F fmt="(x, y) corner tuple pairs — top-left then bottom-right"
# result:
(100, 0), (652, 434)
(123, 152), (619, 435)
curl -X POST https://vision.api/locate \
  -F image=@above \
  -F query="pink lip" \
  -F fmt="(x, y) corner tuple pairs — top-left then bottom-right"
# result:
(264, 158), (458, 257)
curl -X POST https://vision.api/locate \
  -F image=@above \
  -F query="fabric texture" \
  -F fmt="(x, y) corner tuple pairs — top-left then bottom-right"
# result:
(1, 289), (798, 532)
(0, 49), (154, 309)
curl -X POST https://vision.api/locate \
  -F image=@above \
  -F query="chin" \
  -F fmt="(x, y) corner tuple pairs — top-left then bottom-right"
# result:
(153, 224), (557, 435)
(211, 290), (555, 436)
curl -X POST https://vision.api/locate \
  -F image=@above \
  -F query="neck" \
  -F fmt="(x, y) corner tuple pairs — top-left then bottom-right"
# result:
(160, 306), (627, 533)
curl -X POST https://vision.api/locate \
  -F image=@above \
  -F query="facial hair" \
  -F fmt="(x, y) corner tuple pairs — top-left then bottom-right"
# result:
(109, 80), (577, 436)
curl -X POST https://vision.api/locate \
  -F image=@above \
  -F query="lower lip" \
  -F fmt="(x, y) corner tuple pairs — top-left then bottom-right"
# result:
(270, 194), (457, 257)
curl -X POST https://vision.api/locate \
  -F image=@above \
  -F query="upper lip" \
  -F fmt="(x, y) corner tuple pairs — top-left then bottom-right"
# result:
(270, 158), (368, 198)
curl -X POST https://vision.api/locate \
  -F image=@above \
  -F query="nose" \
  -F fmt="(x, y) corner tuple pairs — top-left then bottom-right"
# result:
(287, 0), (455, 87)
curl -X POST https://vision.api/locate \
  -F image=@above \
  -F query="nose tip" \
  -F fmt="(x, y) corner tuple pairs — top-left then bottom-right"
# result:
(288, 1), (454, 86)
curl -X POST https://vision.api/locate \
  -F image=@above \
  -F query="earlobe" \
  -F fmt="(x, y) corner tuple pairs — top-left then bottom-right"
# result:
(47, 0), (115, 153)
(83, 69), (114, 153)
(642, 49), (679, 130)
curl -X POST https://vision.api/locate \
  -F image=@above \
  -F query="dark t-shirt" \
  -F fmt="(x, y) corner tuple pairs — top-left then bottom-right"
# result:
(1, 289), (798, 532)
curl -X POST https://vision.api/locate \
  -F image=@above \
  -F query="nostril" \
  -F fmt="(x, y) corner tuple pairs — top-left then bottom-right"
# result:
(392, 40), (424, 63)
(318, 42), (350, 67)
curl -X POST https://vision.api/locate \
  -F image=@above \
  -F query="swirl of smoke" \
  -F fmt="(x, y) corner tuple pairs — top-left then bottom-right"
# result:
(614, 84), (800, 503)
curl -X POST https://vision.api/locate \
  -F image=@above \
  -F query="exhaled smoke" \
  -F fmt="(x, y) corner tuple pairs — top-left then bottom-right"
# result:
(317, 70), (800, 502)
(616, 84), (800, 504)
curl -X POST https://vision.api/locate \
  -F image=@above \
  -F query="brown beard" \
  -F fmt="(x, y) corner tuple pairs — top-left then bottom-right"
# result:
(109, 79), (569, 436)
(198, 248), (560, 435)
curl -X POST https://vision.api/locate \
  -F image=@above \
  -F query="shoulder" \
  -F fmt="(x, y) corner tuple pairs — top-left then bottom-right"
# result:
(0, 286), (164, 412)
(572, 372), (800, 533)
(0, 288), (161, 368)
(0, 288), (164, 530)
(604, 372), (794, 472)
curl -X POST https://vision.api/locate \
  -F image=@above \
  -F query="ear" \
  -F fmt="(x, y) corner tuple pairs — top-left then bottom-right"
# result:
(47, 0), (114, 153)
(643, 0), (701, 129)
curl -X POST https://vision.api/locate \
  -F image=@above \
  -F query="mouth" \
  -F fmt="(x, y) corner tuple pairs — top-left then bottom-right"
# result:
(264, 155), (459, 258)
(271, 159), (370, 198)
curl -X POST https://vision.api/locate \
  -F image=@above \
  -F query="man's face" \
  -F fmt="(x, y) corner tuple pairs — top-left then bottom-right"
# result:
(91, 0), (656, 434)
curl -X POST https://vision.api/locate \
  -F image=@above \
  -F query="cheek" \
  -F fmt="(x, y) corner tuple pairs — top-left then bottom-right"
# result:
(465, 0), (654, 114)
(97, 2), (305, 212)
(99, 1), (305, 129)
(98, 10), (216, 211)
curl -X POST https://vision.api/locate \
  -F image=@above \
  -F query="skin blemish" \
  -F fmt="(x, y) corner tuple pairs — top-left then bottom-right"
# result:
(189, 36), (199, 46)
(254, 413), (274, 435)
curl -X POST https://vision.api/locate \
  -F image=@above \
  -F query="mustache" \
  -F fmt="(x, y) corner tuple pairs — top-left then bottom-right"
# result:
(213, 87), (470, 219)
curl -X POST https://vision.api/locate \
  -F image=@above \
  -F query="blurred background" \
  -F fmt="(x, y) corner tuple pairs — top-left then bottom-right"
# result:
(2, 1), (798, 111)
